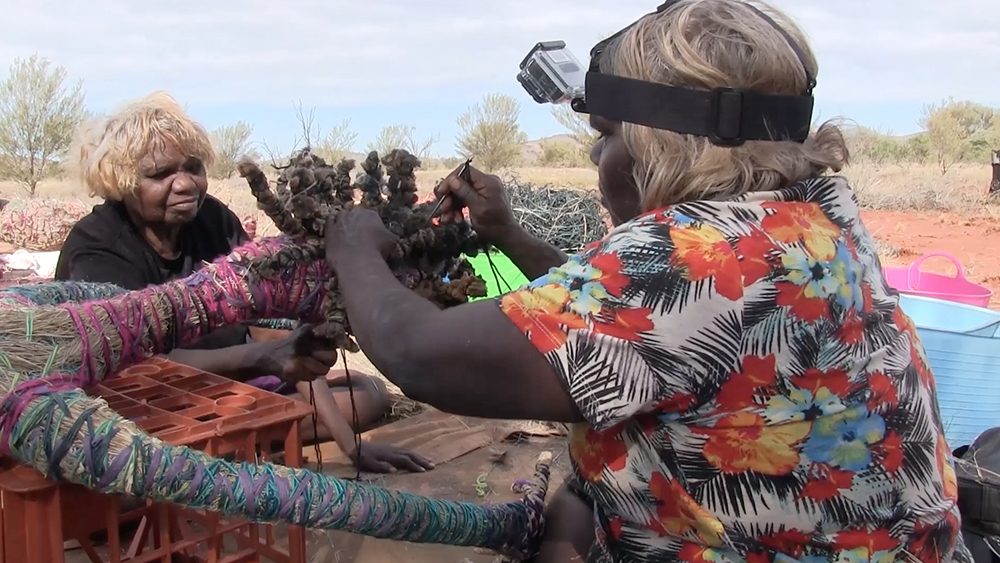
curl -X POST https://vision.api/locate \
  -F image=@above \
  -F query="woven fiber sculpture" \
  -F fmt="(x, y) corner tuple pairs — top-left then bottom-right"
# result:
(0, 149), (553, 561)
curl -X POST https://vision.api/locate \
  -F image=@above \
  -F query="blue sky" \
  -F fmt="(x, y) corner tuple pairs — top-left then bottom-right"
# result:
(2, 0), (998, 157)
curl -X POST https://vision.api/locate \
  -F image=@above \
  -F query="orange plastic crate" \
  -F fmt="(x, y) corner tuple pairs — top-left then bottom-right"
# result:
(0, 357), (314, 563)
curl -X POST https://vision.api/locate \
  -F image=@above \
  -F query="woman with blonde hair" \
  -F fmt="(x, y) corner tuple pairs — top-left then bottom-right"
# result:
(55, 92), (433, 474)
(322, 0), (973, 561)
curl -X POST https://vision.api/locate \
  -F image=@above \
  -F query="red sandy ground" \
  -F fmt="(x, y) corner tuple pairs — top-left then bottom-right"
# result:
(862, 211), (1000, 310)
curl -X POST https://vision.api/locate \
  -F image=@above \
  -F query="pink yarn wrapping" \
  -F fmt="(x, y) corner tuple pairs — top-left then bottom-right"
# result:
(0, 237), (330, 454)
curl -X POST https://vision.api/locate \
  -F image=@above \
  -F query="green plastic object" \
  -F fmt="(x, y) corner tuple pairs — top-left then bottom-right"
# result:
(464, 250), (532, 300)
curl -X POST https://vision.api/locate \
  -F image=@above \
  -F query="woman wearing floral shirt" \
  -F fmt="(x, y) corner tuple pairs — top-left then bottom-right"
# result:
(323, 1), (972, 562)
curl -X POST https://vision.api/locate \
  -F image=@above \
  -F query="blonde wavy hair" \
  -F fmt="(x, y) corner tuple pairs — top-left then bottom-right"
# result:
(70, 91), (215, 201)
(600, 0), (848, 211)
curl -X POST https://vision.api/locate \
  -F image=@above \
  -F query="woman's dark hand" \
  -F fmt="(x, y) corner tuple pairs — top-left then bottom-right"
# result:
(256, 324), (339, 383)
(434, 165), (518, 245)
(325, 206), (399, 269)
(351, 443), (435, 473)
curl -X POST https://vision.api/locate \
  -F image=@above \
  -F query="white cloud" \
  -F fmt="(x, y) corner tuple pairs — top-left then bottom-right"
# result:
(0, 0), (996, 113)
(1, 0), (651, 108)
(783, 0), (999, 104)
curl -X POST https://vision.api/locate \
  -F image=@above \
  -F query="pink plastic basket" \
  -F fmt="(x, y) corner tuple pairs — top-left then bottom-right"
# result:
(883, 252), (993, 308)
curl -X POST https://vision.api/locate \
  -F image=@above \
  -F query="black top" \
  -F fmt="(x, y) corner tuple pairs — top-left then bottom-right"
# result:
(55, 195), (251, 349)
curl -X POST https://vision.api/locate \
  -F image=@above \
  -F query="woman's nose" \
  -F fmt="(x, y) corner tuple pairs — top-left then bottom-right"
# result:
(171, 172), (198, 194)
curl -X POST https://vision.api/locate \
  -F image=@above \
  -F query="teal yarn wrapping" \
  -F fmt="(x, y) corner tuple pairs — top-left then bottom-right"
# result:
(252, 318), (299, 331)
(0, 236), (552, 560)
(5, 387), (548, 559)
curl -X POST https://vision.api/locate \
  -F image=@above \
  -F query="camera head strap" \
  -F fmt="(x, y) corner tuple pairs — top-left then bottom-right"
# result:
(516, 1), (816, 146)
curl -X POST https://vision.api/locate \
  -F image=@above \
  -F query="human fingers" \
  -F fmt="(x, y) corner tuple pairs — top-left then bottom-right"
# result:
(311, 349), (339, 367)
(369, 460), (397, 474)
(300, 357), (331, 377)
(434, 160), (474, 197)
(406, 451), (436, 470)
(282, 365), (321, 383)
(463, 164), (489, 186)
(442, 175), (482, 206)
(390, 452), (428, 473)
(360, 454), (397, 473)
(437, 200), (467, 225)
(289, 323), (316, 347)
(282, 357), (328, 381)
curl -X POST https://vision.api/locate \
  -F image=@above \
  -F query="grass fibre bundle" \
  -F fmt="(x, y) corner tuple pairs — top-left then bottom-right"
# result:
(503, 176), (609, 253)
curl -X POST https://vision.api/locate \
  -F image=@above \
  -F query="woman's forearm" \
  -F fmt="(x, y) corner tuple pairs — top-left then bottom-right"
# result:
(332, 251), (439, 384)
(295, 379), (359, 457)
(332, 246), (582, 422)
(167, 343), (273, 382)
(494, 225), (568, 280)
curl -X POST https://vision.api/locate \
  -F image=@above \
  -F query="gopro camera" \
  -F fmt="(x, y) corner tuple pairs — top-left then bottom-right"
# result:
(516, 41), (587, 105)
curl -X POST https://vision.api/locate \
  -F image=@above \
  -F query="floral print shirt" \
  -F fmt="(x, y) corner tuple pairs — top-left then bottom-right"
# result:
(499, 177), (972, 563)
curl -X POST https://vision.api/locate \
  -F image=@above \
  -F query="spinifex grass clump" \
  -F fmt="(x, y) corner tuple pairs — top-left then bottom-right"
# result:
(238, 148), (488, 351)
(503, 177), (609, 253)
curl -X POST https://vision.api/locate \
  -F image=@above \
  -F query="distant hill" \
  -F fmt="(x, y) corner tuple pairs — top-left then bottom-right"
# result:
(836, 123), (924, 143)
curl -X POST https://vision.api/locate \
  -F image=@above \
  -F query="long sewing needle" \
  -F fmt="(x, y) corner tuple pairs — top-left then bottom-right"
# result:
(429, 157), (473, 218)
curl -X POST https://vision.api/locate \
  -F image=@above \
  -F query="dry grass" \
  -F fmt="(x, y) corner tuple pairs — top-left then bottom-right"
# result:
(2, 166), (602, 240)
(2, 161), (995, 230)
(844, 161), (996, 213)
(6, 161), (995, 246)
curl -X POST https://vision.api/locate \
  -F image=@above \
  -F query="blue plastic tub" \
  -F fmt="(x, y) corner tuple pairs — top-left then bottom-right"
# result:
(898, 294), (1000, 447)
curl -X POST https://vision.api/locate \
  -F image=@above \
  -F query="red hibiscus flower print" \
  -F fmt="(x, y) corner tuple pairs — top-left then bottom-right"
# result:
(839, 310), (865, 345)
(592, 305), (655, 341)
(607, 516), (625, 542)
(670, 223), (743, 301)
(715, 355), (778, 412)
(735, 226), (780, 286)
(761, 202), (842, 261)
(699, 412), (810, 476)
(875, 430), (904, 473)
(790, 368), (853, 398)
(775, 280), (831, 324)
(647, 472), (725, 545)
(587, 253), (631, 296)
(866, 371), (899, 411)
(799, 464), (854, 502)
(759, 528), (812, 558)
(656, 391), (698, 413)
(500, 285), (587, 354)
(569, 424), (629, 483)
(907, 514), (960, 563)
